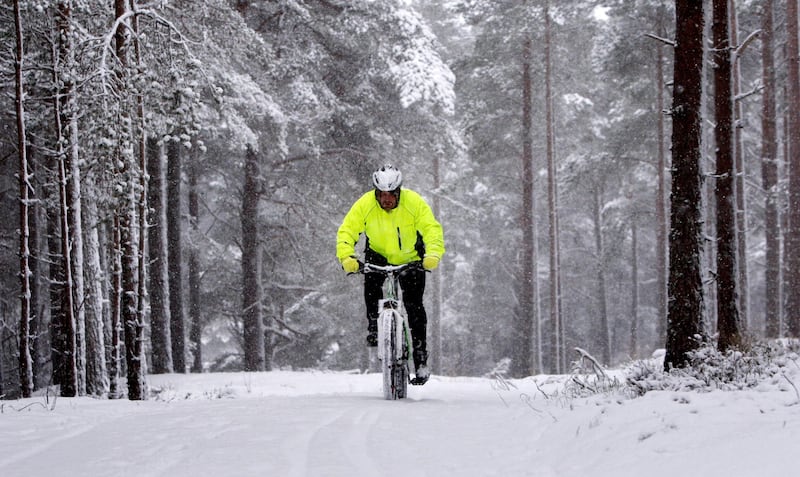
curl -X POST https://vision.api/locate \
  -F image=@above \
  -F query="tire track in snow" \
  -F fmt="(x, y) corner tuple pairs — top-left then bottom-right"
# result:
(0, 416), (96, 468)
(290, 398), (384, 477)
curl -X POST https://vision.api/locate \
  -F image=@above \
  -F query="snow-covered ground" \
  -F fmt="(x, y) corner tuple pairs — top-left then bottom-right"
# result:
(2, 358), (799, 477)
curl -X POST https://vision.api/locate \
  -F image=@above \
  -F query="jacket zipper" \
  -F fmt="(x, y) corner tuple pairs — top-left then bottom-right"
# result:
(397, 227), (402, 250)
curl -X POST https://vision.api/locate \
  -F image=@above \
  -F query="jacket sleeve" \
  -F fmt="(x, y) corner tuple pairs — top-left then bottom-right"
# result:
(414, 193), (445, 259)
(336, 193), (368, 262)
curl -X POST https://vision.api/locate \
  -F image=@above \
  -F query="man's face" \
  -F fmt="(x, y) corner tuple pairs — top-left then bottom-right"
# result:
(377, 190), (399, 210)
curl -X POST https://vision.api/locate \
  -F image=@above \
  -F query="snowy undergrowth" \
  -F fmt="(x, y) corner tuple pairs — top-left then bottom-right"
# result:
(149, 383), (237, 401)
(521, 340), (800, 411)
(624, 340), (800, 398)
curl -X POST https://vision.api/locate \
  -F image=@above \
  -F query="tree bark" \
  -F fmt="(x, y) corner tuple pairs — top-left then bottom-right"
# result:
(132, 1), (150, 383)
(147, 138), (173, 373)
(655, 4), (669, 351)
(630, 222), (639, 359)
(108, 218), (123, 399)
(713, 0), (742, 351)
(188, 150), (203, 373)
(167, 140), (186, 372)
(54, 93), (79, 398)
(665, 0), (706, 370)
(730, 0), (749, 330)
(511, 24), (535, 379)
(545, 0), (561, 374)
(592, 186), (611, 365)
(430, 154), (443, 374)
(28, 146), (43, 389)
(761, 0), (780, 338)
(115, 0), (145, 399)
(82, 173), (109, 396)
(14, 0), (34, 398)
(242, 145), (265, 371)
(784, 0), (800, 337)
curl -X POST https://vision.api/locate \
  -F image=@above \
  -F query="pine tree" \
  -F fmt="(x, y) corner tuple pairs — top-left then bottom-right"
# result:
(760, 0), (781, 338)
(113, 0), (145, 400)
(147, 138), (173, 373)
(665, 0), (706, 369)
(14, 0), (34, 398)
(784, 0), (800, 338)
(242, 145), (265, 372)
(712, 0), (742, 352)
(167, 139), (186, 373)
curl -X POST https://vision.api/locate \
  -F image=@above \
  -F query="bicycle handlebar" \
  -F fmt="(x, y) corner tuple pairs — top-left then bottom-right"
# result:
(356, 261), (424, 275)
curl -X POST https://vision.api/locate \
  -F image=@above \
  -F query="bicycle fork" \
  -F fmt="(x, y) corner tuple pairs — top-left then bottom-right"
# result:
(377, 299), (415, 375)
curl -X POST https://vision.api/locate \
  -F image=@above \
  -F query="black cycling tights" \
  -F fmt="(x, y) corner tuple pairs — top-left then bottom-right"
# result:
(363, 250), (427, 361)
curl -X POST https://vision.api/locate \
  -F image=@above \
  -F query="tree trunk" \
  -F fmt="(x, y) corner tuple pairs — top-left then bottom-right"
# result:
(545, 0), (561, 374)
(82, 173), (109, 396)
(120, 143), (144, 401)
(188, 151), (203, 373)
(14, 0), (34, 398)
(132, 3), (149, 382)
(55, 0), (89, 397)
(784, 0), (800, 337)
(430, 154), (442, 374)
(630, 221), (639, 359)
(108, 218), (123, 399)
(47, 0), (80, 398)
(761, 0), (780, 338)
(55, 107), (78, 398)
(713, 0), (742, 351)
(147, 138), (173, 372)
(242, 145), (265, 371)
(592, 186), (611, 365)
(115, 0), (145, 400)
(730, 1), (749, 330)
(0, 315), (5, 397)
(167, 139), (186, 372)
(47, 203), (67, 390)
(58, 159), (78, 397)
(28, 145), (43, 389)
(665, 0), (706, 370)
(511, 27), (535, 379)
(782, 63), (790, 336)
(655, 4), (669, 351)
(66, 95), (87, 397)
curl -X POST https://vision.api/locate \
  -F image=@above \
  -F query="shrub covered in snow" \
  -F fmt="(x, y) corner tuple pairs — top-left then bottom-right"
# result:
(624, 340), (800, 396)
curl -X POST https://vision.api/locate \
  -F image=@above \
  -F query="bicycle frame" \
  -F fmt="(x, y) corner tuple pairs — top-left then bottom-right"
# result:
(362, 262), (419, 400)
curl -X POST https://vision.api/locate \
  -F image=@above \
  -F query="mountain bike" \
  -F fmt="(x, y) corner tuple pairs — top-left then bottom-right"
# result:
(360, 262), (423, 400)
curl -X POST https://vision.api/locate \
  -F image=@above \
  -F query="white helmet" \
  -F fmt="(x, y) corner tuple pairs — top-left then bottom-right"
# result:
(372, 164), (403, 191)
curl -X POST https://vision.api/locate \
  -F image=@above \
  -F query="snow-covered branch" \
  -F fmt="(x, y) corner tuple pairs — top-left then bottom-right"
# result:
(644, 33), (675, 47)
(735, 29), (761, 60)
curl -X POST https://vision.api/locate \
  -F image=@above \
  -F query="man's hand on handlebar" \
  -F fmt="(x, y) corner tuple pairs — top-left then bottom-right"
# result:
(341, 256), (360, 274)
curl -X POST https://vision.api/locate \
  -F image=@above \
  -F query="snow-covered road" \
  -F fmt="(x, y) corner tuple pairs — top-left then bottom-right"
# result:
(1, 371), (798, 476)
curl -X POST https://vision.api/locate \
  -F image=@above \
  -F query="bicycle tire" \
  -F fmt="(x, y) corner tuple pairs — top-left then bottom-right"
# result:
(379, 309), (408, 400)
(395, 360), (408, 398)
(379, 309), (396, 400)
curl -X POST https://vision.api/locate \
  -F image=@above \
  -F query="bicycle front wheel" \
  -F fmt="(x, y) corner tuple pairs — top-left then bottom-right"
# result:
(379, 309), (406, 400)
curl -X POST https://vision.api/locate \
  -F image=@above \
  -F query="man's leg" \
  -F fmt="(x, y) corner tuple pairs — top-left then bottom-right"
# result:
(400, 268), (428, 370)
(364, 272), (384, 346)
(363, 249), (389, 347)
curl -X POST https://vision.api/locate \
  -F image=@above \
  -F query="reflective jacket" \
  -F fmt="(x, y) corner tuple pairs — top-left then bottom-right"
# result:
(337, 188), (445, 265)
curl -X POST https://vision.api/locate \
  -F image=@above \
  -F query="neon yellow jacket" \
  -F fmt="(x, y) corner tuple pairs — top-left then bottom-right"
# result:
(337, 188), (445, 265)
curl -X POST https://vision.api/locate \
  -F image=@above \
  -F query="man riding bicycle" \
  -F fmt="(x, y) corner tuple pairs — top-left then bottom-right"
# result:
(337, 164), (445, 384)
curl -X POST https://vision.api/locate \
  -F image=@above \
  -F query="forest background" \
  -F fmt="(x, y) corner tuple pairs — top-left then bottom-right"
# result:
(0, 0), (795, 400)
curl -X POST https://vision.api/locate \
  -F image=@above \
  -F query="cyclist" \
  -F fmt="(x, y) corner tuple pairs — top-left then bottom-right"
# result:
(337, 164), (445, 384)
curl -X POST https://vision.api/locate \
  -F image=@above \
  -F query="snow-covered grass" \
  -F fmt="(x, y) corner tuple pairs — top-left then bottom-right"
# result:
(2, 343), (799, 477)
